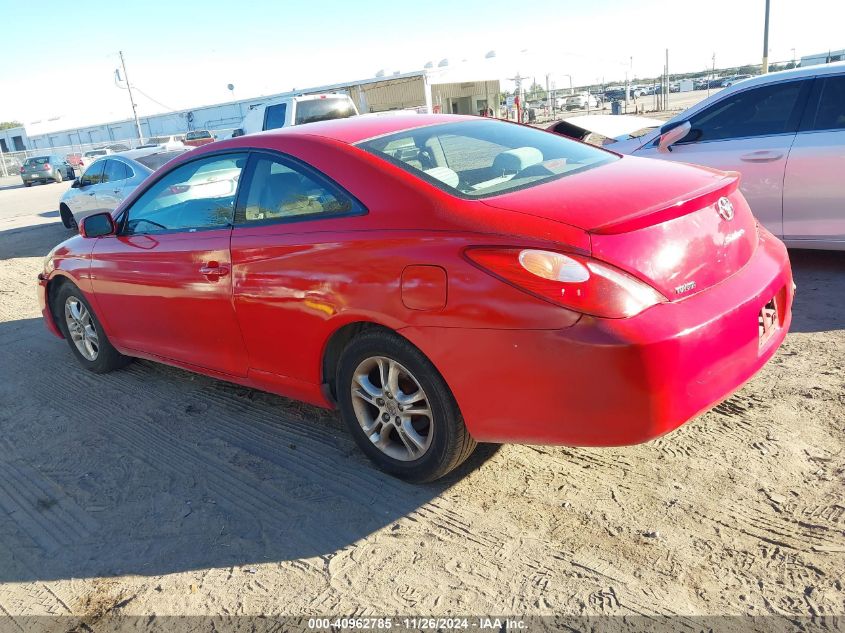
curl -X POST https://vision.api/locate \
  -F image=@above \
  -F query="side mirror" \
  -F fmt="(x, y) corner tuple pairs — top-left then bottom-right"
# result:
(79, 213), (116, 238)
(231, 128), (244, 138)
(657, 121), (692, 153)
(71, 178), (81, 189)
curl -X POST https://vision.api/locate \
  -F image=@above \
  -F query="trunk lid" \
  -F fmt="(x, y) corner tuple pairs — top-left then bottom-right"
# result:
(481, 155), (758, 300)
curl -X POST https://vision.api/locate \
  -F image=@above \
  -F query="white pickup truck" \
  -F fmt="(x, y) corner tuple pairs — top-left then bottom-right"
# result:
(231, 93), (359, 137)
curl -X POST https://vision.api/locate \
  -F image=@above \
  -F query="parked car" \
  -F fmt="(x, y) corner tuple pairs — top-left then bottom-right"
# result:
(66, 153), (84, 169)
(20, 154), (74, 186)
(587, 61), (845, 249)
(83, 148), (113, 163)
(39, 114), (793, 482)
(230, 93), (359, 137)
(183, 130), (216, 147)
(566, 93), (600, 110)
(58, 148), (189, 228)
(137, 135), (185, 150)
(724, 74), (754, 87)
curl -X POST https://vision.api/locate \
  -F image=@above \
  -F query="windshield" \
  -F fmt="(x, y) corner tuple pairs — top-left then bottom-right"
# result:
(357, 120), (617, 198)
(134, 150), (187, 171)
(185, 131), (210, 140)
(84, 150), (107, 157)
(294, 97), (357, 125)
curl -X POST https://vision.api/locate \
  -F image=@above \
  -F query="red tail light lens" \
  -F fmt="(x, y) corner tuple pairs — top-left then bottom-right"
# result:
(43, 163), (51, 171)
(466, 248), (667, 319)
(19, 166), (25, 173)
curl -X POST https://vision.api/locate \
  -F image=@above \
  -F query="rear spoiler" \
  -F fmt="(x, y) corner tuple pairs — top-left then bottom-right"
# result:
(590, 172), (741, 235)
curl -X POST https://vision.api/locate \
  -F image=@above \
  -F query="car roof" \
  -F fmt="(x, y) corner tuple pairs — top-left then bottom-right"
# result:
(724, 60), (845, 90)
(254, 113), (471, 144)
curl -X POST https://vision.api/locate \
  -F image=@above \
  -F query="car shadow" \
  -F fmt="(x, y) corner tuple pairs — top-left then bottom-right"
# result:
(787, 249), (845, 334)
(0, 317), (499, 583)
(39, 210), (60, 219)
(0, 221), (72, 260)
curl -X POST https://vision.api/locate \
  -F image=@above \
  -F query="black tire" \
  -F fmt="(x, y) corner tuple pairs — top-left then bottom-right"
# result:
(24, 181), (31, 187)
(52, 282), (131, 374)
(59, 205), (77, 230)
(54, 170), (63, 183)
(336, 329), (476, 483)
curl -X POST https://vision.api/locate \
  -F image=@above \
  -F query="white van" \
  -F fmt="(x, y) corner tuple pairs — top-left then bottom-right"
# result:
(231, 93), (359, 137)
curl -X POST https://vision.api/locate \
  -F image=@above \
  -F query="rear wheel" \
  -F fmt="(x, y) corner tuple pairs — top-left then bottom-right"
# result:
(53, 283), (130, 373)
(54, 170), (63, 183)
(24, 181), (31, 187)
(336, 330), (476, 482)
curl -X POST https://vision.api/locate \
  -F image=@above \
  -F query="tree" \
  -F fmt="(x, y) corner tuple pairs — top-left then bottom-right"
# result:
(0, 121), (22, 130)
(527, 82), (547, 101)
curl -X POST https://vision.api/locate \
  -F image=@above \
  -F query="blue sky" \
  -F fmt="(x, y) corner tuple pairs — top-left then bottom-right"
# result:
(2, 0), (843, 128)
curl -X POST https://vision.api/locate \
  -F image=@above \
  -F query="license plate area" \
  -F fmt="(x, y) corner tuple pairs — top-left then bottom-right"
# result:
(758, 296), (779, 348)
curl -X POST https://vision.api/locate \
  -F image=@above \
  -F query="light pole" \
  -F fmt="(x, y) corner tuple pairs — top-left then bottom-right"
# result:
(762, 0), (771, 73)
(118, 51), (143, 142)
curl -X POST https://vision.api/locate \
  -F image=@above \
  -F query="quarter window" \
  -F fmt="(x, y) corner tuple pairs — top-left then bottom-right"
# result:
(240, 155), (357, 223)
(123, 153), (247, 235)
(685, 81), (805, 142)
(809, 75), (845, 131)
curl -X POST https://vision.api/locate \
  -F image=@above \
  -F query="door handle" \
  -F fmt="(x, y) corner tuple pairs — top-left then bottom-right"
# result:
(199, 263), (230, 279)
(739, 151), (783, 162)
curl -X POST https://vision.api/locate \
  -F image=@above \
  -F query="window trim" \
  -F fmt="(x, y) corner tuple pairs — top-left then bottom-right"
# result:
(673, 78), (813, 146)
(233, 149), (368, 227)
(115, 150), (249, 237)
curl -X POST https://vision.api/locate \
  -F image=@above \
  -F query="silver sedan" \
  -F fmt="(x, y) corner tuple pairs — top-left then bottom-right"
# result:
(59, 148), (190, 229)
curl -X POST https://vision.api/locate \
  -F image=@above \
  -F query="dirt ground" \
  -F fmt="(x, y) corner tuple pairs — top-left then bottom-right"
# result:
(0, 178), (843, 632)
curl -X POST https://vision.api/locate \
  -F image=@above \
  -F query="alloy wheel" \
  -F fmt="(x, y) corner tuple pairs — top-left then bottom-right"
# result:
(350, 356), (433, 461)
(64, 296), (99, 361)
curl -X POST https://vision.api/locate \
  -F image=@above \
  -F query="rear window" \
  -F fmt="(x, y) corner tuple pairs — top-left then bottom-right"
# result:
(294, 97), (356, 125)
(185, 130), (211, 140)
(357, 120), (617, 198)
(135, 150), (186, 171)
(25, 157), (50, 166)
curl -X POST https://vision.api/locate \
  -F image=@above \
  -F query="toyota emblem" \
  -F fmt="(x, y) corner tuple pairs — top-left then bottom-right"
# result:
(717, 197), (734, 221)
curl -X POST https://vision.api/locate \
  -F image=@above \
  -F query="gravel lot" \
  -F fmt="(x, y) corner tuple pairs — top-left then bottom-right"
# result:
(0, 174), (843, 631)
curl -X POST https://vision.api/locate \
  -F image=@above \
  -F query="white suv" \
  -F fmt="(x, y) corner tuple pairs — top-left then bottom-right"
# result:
(231, 93), (359, 137)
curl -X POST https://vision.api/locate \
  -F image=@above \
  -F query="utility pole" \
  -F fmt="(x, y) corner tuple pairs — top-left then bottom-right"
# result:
(119, 50), (143, 142)
(665, 48), (670, 111)
(762, 0), (771, 73)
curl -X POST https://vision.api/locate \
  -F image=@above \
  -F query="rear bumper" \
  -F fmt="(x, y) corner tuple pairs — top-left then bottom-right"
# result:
(401, 231), (793, 446)
(37, 273), (63, 339)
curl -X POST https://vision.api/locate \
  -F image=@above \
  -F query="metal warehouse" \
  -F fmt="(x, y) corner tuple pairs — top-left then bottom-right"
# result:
(2, 68), (500, 154)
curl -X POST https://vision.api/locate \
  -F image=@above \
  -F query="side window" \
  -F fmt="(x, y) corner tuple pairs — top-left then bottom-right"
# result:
(686, 81), (805, 142)
(263, 103), (287, 131)
(102, 160), (127, 183)
(240, 155), (358, 223)
(80, 162), (105, 186)
(810, 75), (845, 131)
(123, 153), (247, 235)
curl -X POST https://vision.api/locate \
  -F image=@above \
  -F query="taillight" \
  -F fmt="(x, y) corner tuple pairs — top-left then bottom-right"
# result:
(43, 163), (51, 171)
(19, 166), (24, 173)
(465, 248), (667, 319)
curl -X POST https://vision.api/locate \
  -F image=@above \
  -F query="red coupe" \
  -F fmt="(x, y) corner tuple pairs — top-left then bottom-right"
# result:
(38, 114), (793, 482)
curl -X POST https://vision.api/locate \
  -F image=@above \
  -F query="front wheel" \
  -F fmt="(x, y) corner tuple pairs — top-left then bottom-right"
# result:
(336, 330), (476, 482)
(59, 205), (77, 230)
(53, 283), (131, 373)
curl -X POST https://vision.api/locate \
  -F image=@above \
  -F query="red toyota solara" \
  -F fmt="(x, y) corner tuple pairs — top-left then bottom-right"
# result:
(38, 114), (793, 482)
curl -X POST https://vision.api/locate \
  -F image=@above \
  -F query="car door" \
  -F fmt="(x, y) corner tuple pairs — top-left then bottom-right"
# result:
(97, 159), (130, 214)
(230, 150), (366, 385)
(89, 152), (250, 376)
(635, 79), (812, 238)
(72, 161), (107, 219)
(782, 73), (845, 245)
